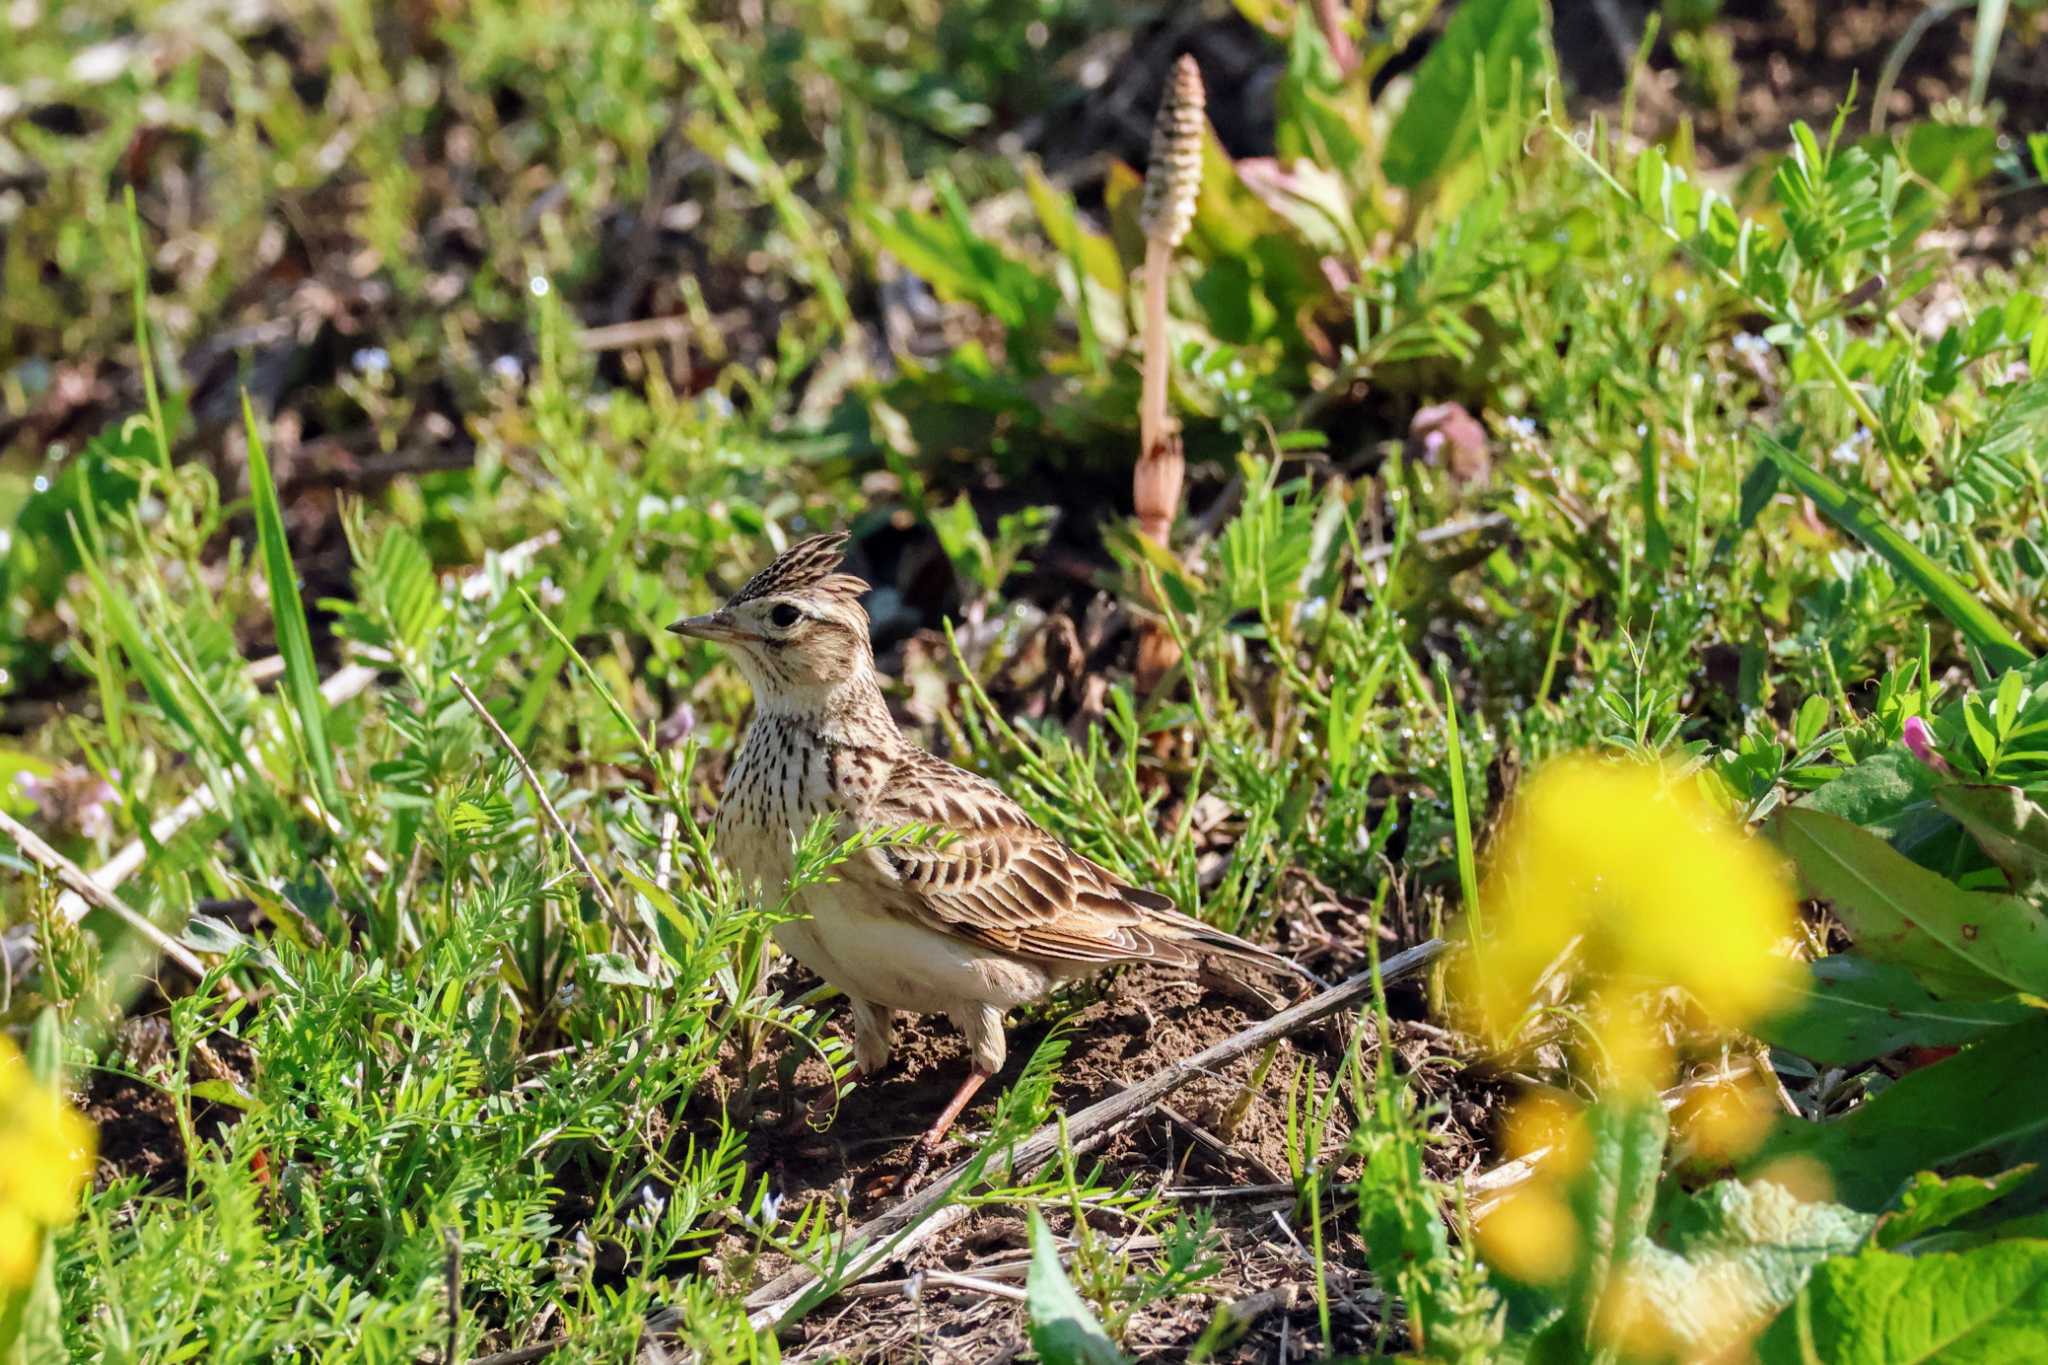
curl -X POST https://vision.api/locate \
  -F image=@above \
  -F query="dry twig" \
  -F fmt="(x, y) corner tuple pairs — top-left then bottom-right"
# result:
(0, 809), (235, 998)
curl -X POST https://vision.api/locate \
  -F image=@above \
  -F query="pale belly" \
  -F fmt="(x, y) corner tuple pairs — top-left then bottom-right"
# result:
(718, 813), (1051, 1016)
(776, 884), (1053, 1015)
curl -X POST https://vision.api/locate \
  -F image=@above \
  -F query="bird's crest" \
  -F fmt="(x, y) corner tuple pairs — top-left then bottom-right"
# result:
(729, 531), (867, 606)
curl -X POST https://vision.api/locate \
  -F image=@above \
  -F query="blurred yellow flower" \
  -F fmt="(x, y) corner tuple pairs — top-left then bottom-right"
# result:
(0, 1035), (96, 1288)
(1457, 755), (1800, 1090)
(1501, 1091), (1590, 1173)
(1674, 1073), (1778, 1167)
(1477, 1179), (1579, 1286)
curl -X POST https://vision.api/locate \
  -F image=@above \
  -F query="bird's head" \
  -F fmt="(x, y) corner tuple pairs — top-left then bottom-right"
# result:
(669, 531), (877, 707)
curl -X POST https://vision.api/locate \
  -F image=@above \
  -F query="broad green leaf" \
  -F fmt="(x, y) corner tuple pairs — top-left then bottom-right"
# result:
(1617, 1181), (1872, 1358)
(1026, 1210), (1127, 1365)
(1757, 1237), (2048, 1363)
(1274, 7), (1366, 182)
(1937, 784), (2048, 895)
(863, 181), (1061, 342)
(0, 410), (162, 613)
(1526, 1097), (1668, 1355)
(1874, 1167), (2036, 1249)
(1756, 954), (2034, 1066)
(1797, 749), (1948, 854)
(1753, 1014), (2048, 1210)
(1383, 0), (1546, 190)
(1773, 807), (2048, 998)
(244, 393), (344, 817)
(1756, 432), (2033, 673)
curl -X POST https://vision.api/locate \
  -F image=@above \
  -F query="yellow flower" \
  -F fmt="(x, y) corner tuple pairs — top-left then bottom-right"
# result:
(1457, 755), (1800, 1089)
(0, 1035), (96, 1289)
(1476, 1179), (1578, 1285)
(1674, 1074), (1778, 1166)
(1501, 1091), (1590, 1173)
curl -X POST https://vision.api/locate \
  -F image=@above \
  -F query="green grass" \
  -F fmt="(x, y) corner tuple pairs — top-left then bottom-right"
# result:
(6, 1), (2048, 1359)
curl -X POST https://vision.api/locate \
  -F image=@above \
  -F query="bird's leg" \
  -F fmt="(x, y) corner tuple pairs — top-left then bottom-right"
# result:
(900, 1064), (992, 1192)
(849, 999), (897, 1082)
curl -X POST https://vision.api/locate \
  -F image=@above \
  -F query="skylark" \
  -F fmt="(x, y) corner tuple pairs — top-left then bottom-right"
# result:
(673, 532), (1302, 1180)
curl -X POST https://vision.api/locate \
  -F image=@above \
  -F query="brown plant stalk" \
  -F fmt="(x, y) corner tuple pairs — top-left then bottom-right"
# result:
(1135, 53), (1204, 551)
(1133, 56), (1205, 697)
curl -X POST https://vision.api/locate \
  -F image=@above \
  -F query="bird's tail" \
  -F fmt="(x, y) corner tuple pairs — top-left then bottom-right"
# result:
(1117, 878), (1328, 989)
(1184, 922), (1328, 990)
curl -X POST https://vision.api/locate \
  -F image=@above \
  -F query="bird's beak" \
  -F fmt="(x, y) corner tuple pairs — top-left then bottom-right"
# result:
(669, 611), (732, 641)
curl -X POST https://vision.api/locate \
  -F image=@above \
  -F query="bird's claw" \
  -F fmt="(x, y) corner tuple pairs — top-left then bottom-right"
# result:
(863, 1139), (939, 1201)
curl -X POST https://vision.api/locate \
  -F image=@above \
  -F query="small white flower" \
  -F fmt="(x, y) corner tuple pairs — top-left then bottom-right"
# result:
(490, 354), (524, 384)
(351, 346), (391, 376)
(1505, 415), (1538, 440)
(1731, 332), (1771, 358)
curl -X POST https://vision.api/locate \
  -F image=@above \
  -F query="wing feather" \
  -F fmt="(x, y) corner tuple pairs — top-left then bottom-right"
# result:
(834, 748), (1307, 982)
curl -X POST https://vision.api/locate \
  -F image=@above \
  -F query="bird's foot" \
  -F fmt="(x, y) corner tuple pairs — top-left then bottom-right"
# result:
(863, 1137), (941, 1200)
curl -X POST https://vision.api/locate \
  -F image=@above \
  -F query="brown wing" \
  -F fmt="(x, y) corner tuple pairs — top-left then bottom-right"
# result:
(838, 749), (1195, 967)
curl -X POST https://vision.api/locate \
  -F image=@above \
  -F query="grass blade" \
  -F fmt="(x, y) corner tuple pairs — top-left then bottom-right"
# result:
(67, 506), (200, 749)
(243, 392), (344, 816)
(511, 506), (638, 745)
(1436, 656), (1482, 938)
(123, 187), (174, 477)
(1969, 0), (2010, 112)
(1757, 432), (2032, 673)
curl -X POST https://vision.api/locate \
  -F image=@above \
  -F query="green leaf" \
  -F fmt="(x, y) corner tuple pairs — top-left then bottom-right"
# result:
(1757, 954), (2036, 1066)
(1773, 807), (2048, 999)
(1026, 1210), (1127, 1365)
(1275, 7), (1366, 177)
(188, 1078), (263, 1111)
(0, 411), (161, 616)
(68, 506), (203, 753)
(1756, 432), (2033, 673)
(1383, 0), (1546, 190)
(1530, 1097), (1668, 1354)
(1024, 168), (1123, 295)
(1873, 1167), (2036, 1250)
(863, 182), (1061, 344)
(1619, 1181), (1873, 1358)
(1937, 784), (2048, 895)
(1797, 749), (1946, 853)
(244, 393), (344, 818)
(1757, 1237), (2048, 1362)
(1752, 1014), (2048, 1211)
(511, 505), (637, 745)
(24, 1008), (61, 1085)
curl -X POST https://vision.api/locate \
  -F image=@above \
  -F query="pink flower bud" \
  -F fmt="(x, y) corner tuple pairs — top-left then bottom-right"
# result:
(1902, 716), (1949, 774)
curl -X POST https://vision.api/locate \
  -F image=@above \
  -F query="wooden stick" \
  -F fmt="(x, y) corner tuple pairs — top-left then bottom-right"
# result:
(840, 1268), (1028, 1304)
(731, 937), (1446, 1335)
(0, 808), (236, 998)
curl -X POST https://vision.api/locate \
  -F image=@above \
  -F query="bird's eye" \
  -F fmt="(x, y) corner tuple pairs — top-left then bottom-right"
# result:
(769, 603), (803, 629)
